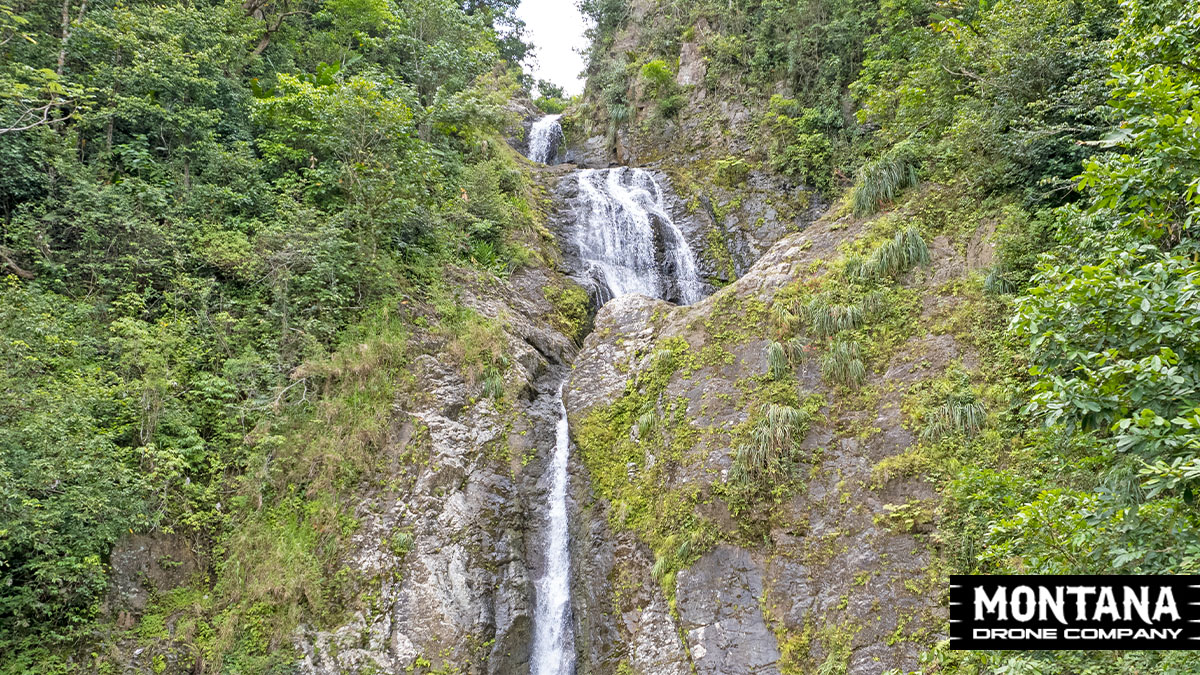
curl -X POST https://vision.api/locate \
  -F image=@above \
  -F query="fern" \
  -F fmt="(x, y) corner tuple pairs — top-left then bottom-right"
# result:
(820, 339), (867, 387)
(849, 142), (920, 217)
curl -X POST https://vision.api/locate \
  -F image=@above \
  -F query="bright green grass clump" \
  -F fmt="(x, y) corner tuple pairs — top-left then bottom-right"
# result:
(821, 339), (867, 387)
(855, 226), (930, 280)
(849, 143), (920, 217)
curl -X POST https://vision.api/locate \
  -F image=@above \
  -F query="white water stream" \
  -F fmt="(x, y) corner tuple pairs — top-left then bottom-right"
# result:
(526, 118), (705, 674)
(573, 167), (705, 305)
(528, 114), (563, 164)
(529, 387), (575, 675)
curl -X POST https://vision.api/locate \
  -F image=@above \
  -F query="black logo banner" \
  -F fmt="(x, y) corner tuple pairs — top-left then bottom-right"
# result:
(950, 575), (1200, 650)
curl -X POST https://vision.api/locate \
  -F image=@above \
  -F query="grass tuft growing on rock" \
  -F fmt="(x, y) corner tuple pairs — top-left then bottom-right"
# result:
(849, 142), (919, 217)
(921, 398), (986, 441)
(729, 404), (810, 488)
(724, 391), (825, 519)
(854, 226), (930, 280)
(820, 339), (867, 387)
(804, 297), (864, 337)
(635, 409), (658, 439)
(767, 341), (790, 380)
(481, 366), (505, 400)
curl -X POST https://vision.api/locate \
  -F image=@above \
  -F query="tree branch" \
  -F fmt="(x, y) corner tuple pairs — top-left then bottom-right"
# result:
(245, 1), (307, 58)
(0, 246), (34, 279)
(0, 100), (76, 134)
(940, 63), (982, 81)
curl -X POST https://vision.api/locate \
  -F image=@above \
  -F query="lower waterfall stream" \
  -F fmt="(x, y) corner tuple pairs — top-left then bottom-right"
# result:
(527, 120), (706, 674)
(529, 387), (575, 675)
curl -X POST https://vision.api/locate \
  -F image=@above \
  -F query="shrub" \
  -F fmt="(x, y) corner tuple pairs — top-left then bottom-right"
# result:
(765, 96), (835, 191)
(659, 93), (686, 118)
(639, 59), (675, 90)
(535, 96), (567, 114)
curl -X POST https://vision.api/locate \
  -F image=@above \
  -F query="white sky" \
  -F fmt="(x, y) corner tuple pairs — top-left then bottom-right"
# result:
(516, 0), (589, 96)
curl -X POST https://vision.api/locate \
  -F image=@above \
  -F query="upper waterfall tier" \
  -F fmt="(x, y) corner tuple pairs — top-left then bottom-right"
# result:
(567, 167), (706, 306)
(527, 114), (564, 164)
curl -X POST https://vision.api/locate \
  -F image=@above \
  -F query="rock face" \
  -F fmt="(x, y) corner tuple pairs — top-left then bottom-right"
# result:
(105, 534), (198, 629)
(677, 546), (781, 675)
(296, 264), (579, 674)
(564, 213), (958, 674)
(676, 41), (706, 88)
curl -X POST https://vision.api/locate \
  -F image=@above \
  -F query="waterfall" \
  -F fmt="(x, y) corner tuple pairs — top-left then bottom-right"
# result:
(529, 165), (706, 675)
(528, 114), (563, 164)
(530, 387), (575, 675)
(571, 168), (705, 305)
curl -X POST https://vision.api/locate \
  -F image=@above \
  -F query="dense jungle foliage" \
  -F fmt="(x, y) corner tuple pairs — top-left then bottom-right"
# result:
(0, 0), (540, 670)
(582, 0), (1200, 671)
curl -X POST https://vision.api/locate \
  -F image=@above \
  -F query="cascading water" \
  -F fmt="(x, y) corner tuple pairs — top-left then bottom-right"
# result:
(572, 167), (705, 305)
(528, 114), (563, 164)
(527, 139), (705, 675)
(529, 387), (575, 675)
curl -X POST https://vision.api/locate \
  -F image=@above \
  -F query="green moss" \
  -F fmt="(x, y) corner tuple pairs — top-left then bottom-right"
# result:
(705, 227), (738, 284)
(703, 291), (768, 347)
(573, 337), (720, 605)
(713, 156), (751, 186)
(544, 281), (592, 343)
